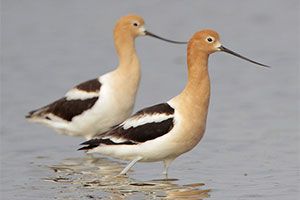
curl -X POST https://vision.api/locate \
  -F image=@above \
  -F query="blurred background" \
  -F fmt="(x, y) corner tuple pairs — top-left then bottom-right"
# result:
(1, 0), (299, 199)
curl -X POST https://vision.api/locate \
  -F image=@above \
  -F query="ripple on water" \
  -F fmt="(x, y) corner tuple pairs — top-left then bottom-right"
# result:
(44, 156), (211, 199)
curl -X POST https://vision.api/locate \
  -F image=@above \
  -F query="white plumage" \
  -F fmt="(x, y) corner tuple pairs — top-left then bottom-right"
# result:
(122, 113), (174, 130)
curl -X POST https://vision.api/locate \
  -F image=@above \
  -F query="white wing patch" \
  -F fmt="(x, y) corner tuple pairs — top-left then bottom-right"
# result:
(65, 88), (99, 100)
(103, 136), (128, 143)
(121, 113), (174, 130)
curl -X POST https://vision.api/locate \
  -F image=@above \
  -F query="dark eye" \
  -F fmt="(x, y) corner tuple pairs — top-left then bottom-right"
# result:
(207, 37), (213, 42)
(133, 22), (138, 27)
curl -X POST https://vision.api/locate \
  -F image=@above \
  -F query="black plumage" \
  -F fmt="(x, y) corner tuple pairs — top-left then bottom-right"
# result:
(75, 78), (101, 92)
(27, 97), (98, 121)
(78, 138), (135, 150)
(133, 103), (174, 116)
(26, 78), (102, 121)
(112, 118), (174, 143)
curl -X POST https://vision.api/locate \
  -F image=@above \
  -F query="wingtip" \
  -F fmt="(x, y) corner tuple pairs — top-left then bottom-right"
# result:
(78, 144), (97, 151)
(80, 141), (86, 146)
(25, 109), (39, 119)
(77, 146), (89, 151)
(80, 140), (93, 146)
(25, 113), (32, 119)
(78, 139), (98, 151)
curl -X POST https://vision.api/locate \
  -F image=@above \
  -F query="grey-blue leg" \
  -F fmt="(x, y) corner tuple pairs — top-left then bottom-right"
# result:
(163, 158), (174, 177)
(119, 157), (142, 175)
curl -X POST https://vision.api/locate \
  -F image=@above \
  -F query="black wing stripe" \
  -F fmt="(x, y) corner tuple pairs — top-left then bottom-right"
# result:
(47, 97), (99, 121)
(114, 118), (174, 143)
(28, 97), (98, 121)
(27, 78), (101, 119)
(79, 118), (174, 150)
(75, 78), (101, 92)
(78, 103), (175, 150)
(109, 103), (175, 143)
(78, 138), (135, 150)
(133, 103), (174, 116)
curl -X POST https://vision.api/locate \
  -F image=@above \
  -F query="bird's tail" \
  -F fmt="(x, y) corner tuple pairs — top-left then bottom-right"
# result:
(78, 138), (104, 151)
(25, 106), (48, 120)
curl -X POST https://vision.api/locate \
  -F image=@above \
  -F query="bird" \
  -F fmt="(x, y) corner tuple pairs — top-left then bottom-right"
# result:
(79, 29), (270, 176)
(26, 14), (186, 139)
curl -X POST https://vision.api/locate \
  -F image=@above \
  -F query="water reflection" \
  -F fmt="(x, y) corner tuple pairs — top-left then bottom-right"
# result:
(45, 157), (210, 199)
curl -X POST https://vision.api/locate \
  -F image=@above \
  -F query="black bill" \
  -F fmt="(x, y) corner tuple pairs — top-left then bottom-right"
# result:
(219, 46), (270, 68)
(145, 31), (187, 44)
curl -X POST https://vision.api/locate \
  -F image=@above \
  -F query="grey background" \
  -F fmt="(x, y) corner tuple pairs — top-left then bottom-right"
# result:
(1, 0), (299, 199)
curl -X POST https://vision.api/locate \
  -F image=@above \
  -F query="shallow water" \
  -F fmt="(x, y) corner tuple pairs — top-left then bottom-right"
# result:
(42, 156), (210, 199)
(1, 0), (299, 199)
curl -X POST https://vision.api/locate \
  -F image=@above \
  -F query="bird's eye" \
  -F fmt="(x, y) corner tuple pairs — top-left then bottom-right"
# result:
(206, 37), (214, 43)
(133, 22), (139, 27)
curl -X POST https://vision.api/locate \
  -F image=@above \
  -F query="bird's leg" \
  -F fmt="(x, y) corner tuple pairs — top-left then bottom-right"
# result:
(119, 157), (142, 175)
(162, 159), (174, 178)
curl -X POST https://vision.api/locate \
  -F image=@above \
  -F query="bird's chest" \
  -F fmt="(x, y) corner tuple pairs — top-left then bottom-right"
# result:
(170, 110), (207, 153)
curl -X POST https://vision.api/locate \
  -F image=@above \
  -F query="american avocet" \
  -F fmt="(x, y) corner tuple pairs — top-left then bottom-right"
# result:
(26, 14), (186, 139)
(79, 29), (270, 176)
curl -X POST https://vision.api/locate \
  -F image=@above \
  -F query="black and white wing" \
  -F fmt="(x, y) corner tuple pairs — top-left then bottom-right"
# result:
(26, 78), (101, 122)
(79, 103), (175, 150)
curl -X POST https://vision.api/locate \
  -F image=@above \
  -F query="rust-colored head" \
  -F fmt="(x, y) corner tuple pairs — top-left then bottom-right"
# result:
(113, 14), (187, 44)
(114, 14), (146, 38)
(188, 29), (221, 54)
(188, 29), (270, 67)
